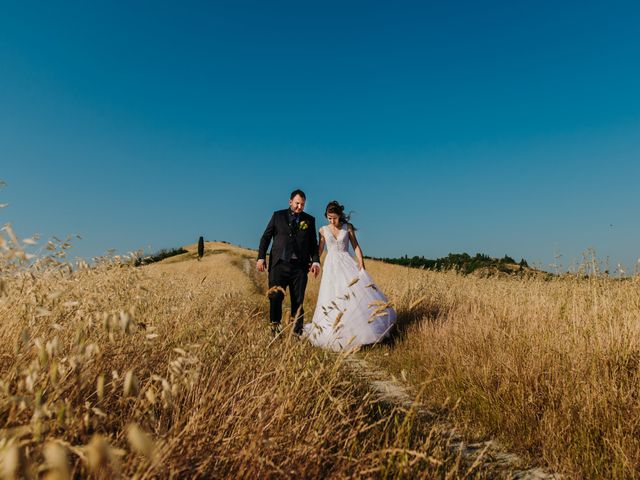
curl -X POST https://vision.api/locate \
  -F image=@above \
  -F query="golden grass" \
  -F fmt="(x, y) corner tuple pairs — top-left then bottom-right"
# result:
(8, 209), (638, 478)
(368, 260), (640, 478)
(0, 231), (472, 478)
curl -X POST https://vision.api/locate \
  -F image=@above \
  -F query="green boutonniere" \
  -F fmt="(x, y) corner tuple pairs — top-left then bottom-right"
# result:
(298, 220), (309, 231)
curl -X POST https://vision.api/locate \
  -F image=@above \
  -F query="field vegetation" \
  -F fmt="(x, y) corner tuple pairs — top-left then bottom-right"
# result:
(3, 203), (639, 478)
(0, 226), (470, 478)
(365, 257), (640, 479)
(134, 247), (188, 266)
(374, 253), (536, 277)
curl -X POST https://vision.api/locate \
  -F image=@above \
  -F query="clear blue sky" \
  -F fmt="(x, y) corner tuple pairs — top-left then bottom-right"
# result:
(2, 1), (639, 272)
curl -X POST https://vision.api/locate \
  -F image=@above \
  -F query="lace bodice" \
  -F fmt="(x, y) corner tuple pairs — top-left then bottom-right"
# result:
(322, 224), (350, 253)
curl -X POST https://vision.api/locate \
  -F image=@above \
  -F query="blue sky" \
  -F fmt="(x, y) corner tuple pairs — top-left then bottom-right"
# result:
(1, 1), (639, 272)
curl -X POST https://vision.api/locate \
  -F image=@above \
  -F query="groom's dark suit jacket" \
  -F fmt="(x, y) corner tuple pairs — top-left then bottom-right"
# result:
(258, 209), (320, 271)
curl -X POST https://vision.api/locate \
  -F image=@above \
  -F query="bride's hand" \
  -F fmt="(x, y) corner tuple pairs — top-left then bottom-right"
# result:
(358, 262), (365, 271)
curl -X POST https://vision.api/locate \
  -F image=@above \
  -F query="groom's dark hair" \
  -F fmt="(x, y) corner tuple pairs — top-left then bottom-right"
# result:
(290, 189), (306, 200)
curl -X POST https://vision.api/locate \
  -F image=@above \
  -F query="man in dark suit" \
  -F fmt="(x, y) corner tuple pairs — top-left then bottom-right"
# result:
(257, 189), (321, 335)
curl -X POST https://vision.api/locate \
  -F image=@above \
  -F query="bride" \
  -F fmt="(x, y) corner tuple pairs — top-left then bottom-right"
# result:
(304, 201), (396, 351)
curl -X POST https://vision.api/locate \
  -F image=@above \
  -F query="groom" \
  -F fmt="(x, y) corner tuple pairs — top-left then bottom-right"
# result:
(257, 189), (321, 335)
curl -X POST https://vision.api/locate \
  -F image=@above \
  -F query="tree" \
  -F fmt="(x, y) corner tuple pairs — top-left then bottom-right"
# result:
(198, 236), (205, 260)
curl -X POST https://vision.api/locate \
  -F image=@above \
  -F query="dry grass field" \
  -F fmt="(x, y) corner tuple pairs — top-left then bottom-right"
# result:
(0, 231), (472, 479)
(2, 221), (640, 478)
(368, 261), (640, 479)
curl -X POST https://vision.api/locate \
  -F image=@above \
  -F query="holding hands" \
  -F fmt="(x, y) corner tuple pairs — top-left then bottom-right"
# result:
(256, 259), (320, 278)
(310, 263), (320, 278)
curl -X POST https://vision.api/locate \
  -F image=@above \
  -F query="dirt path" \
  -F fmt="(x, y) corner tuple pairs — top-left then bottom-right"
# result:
(347, 356), (559, 479)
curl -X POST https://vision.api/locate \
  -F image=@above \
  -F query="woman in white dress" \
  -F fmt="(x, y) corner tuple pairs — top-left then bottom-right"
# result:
(304, 201), (396, 351)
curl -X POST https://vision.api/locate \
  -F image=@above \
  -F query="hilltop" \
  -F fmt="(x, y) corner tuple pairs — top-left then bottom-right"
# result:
(138, 242), (549, 279)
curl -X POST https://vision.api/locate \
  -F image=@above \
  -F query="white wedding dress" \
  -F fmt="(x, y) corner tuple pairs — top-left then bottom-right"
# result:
(304, 224), (396, 351)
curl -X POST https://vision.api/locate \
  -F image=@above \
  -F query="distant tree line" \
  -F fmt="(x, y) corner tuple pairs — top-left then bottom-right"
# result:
(135, 247), (188, 266)
(372, 252), (529, 275)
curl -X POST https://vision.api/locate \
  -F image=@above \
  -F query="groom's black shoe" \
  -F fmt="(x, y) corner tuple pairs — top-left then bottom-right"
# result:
(293, 319), (304, 336)
(270, 322), (282, 337)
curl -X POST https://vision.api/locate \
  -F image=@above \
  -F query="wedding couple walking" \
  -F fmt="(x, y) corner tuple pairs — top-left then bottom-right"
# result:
(257, 189), (396, 351)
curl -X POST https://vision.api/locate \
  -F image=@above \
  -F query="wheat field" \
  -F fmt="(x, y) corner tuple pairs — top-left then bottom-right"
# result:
(0, 231), (472, 479)
(2, 221), (640, 478)
(368, 261), (640, 479)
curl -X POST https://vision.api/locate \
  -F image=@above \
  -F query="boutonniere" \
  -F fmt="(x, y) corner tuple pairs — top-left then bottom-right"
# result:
(289, 216), (309, 234)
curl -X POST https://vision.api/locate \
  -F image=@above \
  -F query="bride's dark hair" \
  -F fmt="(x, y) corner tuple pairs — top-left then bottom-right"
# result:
(325, 201), (355, 229)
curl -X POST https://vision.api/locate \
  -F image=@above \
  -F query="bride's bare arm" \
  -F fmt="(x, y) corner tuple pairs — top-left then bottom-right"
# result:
(318, 229), (326, 259)
(347, 224), (365, 270)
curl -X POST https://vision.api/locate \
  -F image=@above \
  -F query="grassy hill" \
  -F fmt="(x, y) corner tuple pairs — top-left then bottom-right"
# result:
(2, 234), (640, 478)
(0, 239), (468, 478)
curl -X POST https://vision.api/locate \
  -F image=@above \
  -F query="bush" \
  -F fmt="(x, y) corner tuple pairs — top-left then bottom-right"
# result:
(135, 247), (188, 266)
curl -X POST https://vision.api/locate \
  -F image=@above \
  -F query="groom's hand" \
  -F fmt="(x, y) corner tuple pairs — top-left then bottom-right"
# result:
(256, 259), (266, 272)
(310, 262), (320, 278)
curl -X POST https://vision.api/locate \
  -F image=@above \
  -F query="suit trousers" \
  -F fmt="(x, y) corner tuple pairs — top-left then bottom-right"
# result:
(268, 259), (308, 334)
